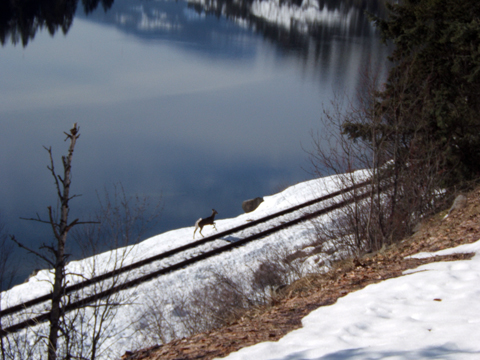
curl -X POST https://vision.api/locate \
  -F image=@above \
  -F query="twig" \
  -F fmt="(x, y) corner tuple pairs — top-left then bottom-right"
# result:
(9, 235), (54, 267)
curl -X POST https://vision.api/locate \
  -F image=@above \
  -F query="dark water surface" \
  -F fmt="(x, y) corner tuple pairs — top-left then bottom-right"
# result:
(0, 0), (389, 285)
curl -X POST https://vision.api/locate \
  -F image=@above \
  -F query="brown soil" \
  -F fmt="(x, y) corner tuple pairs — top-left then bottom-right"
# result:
(122, 188), (480, 360)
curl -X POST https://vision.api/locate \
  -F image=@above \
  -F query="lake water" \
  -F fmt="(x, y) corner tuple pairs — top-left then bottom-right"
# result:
(0, 0), (389, 285)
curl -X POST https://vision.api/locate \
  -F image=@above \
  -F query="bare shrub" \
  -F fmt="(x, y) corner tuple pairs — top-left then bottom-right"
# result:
(0, 306), (48, 360)
(135, 242), (312, 345)
(73, 183), (162, 258)
(134, 269), (255, 346)
(59, 184), (161, 360)
(307, 62), (451, 255)
(250, 242), (310, 302)
(188, 270), (253, 331)
(133, 292), (177, 347)
(135, 238), (331, 347)
(251, 262), (285, 293)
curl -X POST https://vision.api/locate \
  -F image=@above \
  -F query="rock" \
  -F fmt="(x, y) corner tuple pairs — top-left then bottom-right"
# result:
(242, 197), (264, 213)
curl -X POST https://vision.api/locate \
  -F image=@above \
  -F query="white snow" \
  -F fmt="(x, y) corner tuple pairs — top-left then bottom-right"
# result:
(2, 169), (480, 360)
(221, 241), (480, 360)
(0, 171), (363, 358)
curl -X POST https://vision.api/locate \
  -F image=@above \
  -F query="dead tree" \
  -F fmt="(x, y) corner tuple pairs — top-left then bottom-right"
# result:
(10, 123), (93, 360)
(64, 184), (162, 360)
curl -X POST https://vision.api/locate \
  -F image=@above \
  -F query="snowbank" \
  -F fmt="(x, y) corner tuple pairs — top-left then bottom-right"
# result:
(221, 241), (480, 360)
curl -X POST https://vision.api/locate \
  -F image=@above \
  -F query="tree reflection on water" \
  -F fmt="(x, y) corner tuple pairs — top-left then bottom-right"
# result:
(0, 0), (113, 46)
(1, 0), (386, 47)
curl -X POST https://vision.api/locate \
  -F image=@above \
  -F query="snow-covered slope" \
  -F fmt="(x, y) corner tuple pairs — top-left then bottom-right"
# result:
(2, 173), (347, 307)
(1, 171), (364, 359)
(3, 168), (480, 360)
(221, 241), (480, 360)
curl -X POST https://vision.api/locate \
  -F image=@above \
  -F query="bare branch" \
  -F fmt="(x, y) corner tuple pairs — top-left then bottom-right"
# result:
(39, 243), (57, 256)
(19, 216), (50, 225)
(48, 206), (61, 241)
(57, 175), (65, 187)
(65, 272), (90, 282)
(65, 219), (79, 233)
(9, 235), (54, 267)
(68, 194), (82, 201)
(44, 146), (63, 203)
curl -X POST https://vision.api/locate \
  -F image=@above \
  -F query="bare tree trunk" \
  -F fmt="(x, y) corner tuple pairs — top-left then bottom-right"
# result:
(10, 125), (82, 360)
(47, 124), (80, 360)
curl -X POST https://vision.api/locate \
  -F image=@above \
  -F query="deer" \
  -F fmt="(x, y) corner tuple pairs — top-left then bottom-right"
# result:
(193, 209), (218, 239)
